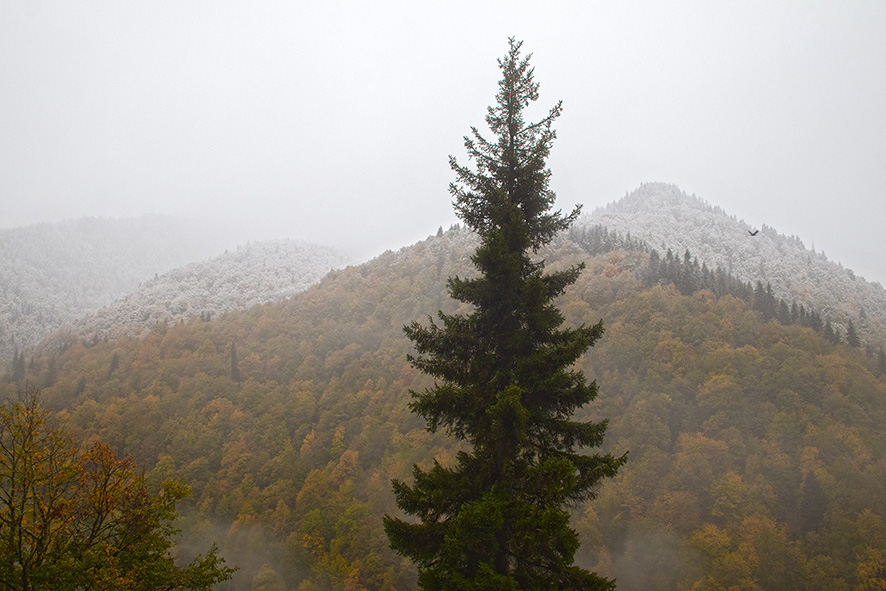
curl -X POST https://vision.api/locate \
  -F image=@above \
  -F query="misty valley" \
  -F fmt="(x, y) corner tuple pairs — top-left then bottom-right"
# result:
(4, 2), (886, 587)
(2, 183), (886, 590)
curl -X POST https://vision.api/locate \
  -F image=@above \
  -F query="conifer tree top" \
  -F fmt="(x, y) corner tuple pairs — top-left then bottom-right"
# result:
(449, 37), (578, 251)
(385, 38), (623, 591)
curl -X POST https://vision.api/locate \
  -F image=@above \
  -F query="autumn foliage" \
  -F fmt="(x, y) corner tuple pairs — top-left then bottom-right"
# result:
(4, 223), (886, 589)
(0, 390), (233, 590)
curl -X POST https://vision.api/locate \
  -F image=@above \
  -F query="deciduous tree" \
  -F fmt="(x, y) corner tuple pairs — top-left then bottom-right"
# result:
(0, 389), (234, 590)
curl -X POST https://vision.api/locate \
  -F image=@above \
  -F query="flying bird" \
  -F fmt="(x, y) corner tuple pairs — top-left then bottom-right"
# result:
(748, 229), (759, 236)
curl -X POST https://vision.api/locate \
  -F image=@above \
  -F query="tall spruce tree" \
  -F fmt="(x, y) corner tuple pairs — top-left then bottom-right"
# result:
(384, 38), (625, 590)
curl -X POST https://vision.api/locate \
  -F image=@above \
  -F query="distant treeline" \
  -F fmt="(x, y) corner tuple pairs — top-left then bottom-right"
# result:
(569, 224), (861, 348)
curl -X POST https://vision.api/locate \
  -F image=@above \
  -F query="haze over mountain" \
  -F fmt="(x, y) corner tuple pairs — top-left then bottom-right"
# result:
(51, 239), (351, 351)
(4, 3), (885, 285)
(1, 216), (225, 362)
(586, 183), (886, 349)
(6, 208), (885, 590)
(5, 185), (885, 372)
(0, 216), (349, 364)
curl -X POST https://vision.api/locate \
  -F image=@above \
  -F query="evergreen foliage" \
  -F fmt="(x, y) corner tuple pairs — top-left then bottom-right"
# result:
(589, 182), (886, 351)
(567, 225), (648, 258)
(384, 39), (624, 590)
(846, 320), (861, 347)
(9, 349), (25, 383)
(628, 241), (843, 340)
(230, 341), (240, 383)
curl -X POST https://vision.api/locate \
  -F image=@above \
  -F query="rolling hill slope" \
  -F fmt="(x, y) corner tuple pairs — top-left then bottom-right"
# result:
(1, 217), (350, 367)
(0, 215), (235, 363)
(6, 222), (886, 590)
(51, 239), (351, 349)
(587, 182), (886, 348)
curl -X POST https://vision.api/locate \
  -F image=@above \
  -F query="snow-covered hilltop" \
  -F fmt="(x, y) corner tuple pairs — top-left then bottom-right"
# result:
(6, 185), (885, 365)
(586, 182), (886, 346)
(60, 239), (350, 347)
(0, 215), (237, 363)
(1, 216), (351, 365)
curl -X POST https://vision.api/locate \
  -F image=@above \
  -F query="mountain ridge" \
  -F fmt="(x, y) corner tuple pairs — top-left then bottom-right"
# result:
(6, 184), (884, 369)
(0, 216), (350, 365)
(6, 221), (885, 590)
(50, 239), (351, 350)
(586, 182), (886, 348)
(0, 215), (234, 363)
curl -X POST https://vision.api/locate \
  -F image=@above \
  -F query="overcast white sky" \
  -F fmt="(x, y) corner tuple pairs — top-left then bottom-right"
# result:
(2, 1), (885, 283)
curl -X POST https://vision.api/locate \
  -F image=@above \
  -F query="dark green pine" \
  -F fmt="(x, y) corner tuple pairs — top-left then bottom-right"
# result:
(384, 38), (625, 591)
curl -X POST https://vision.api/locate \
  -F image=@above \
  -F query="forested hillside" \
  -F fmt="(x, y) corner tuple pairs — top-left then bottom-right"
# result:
(0, 215), (237, 364)
(5, 225), (886, 590)
(41, 239), (350, 352)
(588, 183), (886, 349)
(8, 185), (881, 368)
